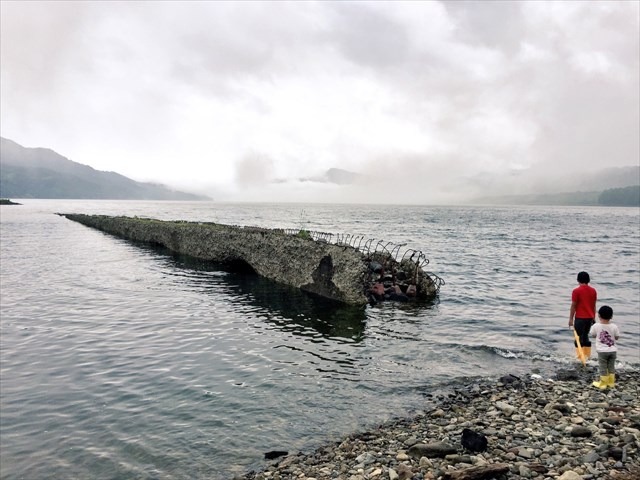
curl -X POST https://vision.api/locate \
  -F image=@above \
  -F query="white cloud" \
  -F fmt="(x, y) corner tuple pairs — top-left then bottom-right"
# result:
(1, 0), (638, 203)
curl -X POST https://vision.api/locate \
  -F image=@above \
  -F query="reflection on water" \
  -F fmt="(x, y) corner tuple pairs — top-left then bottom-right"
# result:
(225, 272), (368, 341)
(144, 244), (368, 342)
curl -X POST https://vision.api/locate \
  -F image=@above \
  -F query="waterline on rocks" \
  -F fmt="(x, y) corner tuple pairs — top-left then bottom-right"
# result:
(239, 367), (640, 480)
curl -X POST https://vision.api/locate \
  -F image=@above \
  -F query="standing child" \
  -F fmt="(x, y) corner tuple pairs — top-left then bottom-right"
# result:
(569, 271), (597, 360)
(589, 305), (620, 389)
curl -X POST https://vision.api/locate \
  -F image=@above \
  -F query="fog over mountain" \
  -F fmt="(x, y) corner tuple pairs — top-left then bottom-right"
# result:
(1, 136), (637, 204)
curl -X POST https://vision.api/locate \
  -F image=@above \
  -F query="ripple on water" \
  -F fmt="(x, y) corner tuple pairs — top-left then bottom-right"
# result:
(1, 202), (638, 479)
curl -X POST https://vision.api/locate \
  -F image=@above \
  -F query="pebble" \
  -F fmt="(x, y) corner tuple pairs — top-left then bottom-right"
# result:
(239, 369), (640, 480)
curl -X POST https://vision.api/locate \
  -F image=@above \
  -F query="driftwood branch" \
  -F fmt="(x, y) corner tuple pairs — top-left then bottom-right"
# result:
(442, 463), (510, 480)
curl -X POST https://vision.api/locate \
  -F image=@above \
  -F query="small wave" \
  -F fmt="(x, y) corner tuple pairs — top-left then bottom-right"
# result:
(486, 346), (640, 371)
(484, 345), (556, 362)
(467, 344), (567, 364)
(558, 237), (601, 243)
(431, 341), (559, 363)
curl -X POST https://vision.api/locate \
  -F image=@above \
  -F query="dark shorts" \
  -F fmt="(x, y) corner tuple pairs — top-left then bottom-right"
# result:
(574, 317), (595, 347)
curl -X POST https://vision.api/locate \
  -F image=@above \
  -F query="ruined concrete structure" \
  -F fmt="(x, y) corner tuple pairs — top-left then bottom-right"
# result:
(61, 214), (442, 306)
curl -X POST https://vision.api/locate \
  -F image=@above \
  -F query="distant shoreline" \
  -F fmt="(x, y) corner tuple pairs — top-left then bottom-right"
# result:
(0, 198), (21, 205)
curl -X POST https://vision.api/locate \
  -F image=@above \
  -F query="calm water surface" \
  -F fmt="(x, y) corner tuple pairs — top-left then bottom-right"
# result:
(1, 200), (639, 479)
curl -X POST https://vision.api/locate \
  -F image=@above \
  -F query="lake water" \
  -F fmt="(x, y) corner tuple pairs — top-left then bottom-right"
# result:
(1, 200), (638, 479)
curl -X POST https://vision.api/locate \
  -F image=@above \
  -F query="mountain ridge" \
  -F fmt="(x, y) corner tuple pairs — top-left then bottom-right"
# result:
(0, 137), (209, 200)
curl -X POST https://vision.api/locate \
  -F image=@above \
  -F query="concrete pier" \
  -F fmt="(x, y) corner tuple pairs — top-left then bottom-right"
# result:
(60, 214), (442, 306)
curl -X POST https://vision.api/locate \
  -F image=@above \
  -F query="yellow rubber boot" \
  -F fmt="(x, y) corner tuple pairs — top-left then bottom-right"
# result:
(582, 347), (591, 359)
(592, 376), (608, 389)
(608, 374), (615, 388)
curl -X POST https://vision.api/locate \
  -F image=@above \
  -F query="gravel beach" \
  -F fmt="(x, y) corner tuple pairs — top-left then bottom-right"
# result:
(238, 366), (640, 480)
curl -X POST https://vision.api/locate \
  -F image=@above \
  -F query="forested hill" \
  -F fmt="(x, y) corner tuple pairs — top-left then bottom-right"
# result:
(475, 166), (640, 207)
(477, 185), (639, 207)
(598, 185), (640, 206)
(0, 137), (209, 200)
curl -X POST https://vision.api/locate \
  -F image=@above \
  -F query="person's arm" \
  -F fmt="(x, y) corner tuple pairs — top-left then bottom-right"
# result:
(615, 325), (620, 340)
(569, 301), (577, 327)
(589, 324), (596, 338)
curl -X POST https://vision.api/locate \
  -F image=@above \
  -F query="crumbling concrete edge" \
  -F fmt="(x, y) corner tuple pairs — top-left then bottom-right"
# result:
(59, 214), (442, 306)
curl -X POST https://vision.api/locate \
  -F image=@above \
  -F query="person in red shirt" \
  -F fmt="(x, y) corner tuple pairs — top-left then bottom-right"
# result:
(569, 271), (597, 360)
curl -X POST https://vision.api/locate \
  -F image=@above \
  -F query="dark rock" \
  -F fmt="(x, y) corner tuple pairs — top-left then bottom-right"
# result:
(556, 369), (581, 381)
(609, 447), (624, 460)
(607, 406), (630, 413)
(556, 457), (573, 467)
(603, 416), (622, 425)
(528, 464), (548, 474)
(264, 450), (288, 460)
(461, 428), (488, 452)
(408, 442), (457, 458)
(369, 261), (383, 273)
(570, 426), (592, 438)
(387, 292), (409, 302)
(499, 374), (520, 384)
(551, 403), (572, 414)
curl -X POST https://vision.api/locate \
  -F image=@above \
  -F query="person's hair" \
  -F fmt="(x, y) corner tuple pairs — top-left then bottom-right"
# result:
(598, 305), (613, 320)
(577, 271), (590, 284)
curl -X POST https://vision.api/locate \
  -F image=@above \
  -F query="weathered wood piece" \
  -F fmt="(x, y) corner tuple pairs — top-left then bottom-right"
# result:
(442, 463), (510, 480)
(407, 442), (457, 458)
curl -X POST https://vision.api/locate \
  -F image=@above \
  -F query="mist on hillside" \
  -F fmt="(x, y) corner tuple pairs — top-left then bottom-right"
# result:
(195, 162), (640, 205)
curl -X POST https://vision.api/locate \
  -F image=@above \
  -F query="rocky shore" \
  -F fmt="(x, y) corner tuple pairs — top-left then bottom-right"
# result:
(238, 367), (640, 480)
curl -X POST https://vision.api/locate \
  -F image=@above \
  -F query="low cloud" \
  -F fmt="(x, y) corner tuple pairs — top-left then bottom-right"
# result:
(1, 1), (638, 203)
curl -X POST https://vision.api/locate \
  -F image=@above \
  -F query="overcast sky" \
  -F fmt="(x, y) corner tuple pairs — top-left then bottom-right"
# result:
(1, 0), (638, 203)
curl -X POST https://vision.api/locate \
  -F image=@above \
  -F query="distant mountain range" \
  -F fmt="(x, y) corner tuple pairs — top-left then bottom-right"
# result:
(2, 136), (637, 206)
(476, 186), (639, 207)
(473, 166), (640, 207)
(293, 165), (639, 206)
(0, 137), (209, 200)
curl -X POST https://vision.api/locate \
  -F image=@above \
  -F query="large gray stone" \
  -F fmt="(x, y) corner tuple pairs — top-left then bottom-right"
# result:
(582, 450), (599, 463)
